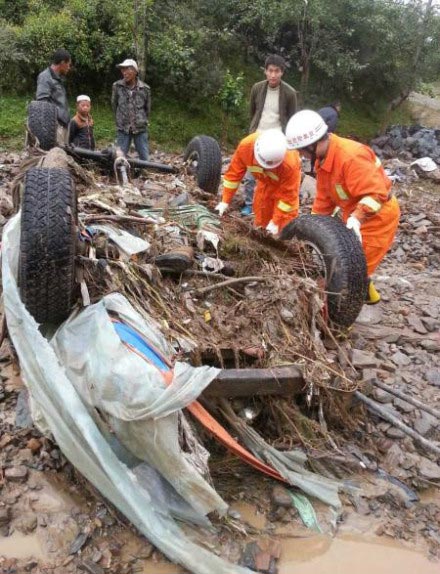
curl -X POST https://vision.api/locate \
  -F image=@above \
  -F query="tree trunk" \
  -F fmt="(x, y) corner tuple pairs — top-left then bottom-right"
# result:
(133, 0), (148, 81)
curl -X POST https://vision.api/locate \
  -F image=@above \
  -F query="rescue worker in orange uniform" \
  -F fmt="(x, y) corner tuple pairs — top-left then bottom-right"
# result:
(286, 110), (400, 304)
(215, 129), (301, 236)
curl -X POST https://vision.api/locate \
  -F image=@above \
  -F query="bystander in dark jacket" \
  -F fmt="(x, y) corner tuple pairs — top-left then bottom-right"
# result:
(317, 101), (341, 133)
(36, 49), (72, 127)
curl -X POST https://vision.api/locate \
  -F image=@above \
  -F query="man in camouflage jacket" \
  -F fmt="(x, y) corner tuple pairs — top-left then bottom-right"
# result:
(111, 59), (151, 160)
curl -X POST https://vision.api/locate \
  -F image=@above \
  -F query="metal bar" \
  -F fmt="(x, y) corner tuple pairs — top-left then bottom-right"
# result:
(67, 146), (112, 162)
(373, 380), (440, 420)
(203, 365), (305, 398)
(355, 391), (440, 457)
(127, 158), (176, 173)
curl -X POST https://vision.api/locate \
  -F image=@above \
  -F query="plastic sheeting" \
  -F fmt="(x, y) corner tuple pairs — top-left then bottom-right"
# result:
(2, 214), (255, 574)
(51, 293), (226, 517)
(89, 224), (151, 257)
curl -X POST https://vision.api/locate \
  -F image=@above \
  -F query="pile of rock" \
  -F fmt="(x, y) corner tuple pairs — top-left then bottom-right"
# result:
(370, 125), (440, 165)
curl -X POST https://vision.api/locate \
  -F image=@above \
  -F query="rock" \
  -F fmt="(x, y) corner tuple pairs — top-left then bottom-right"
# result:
(421, 317), (439, 332)
(362, 369), (378, 385)
(391, 351), (411, 367)
(420, 339), (440, 352)
(426, 368), (440, 387)
(413, 412), (438, 436)
(372, 388), (393, 404)
(351, 349), (378, 369)
(393, 398), (416, 414)
(5, 465), (28, 482)
(418, 458), (440, 481)
(406, 314), (427, 334)
(355, 305), (383, 325)
(271, 485), (293, 508)
(78, 560), (105, 574)
(386, 427), (407, 439)
(69, 532), (89, 555)
(15, 389), (33, 429)
(27, 438), (42, 453)
(0, 507), (11, 527)
(15, 513), (38, 534)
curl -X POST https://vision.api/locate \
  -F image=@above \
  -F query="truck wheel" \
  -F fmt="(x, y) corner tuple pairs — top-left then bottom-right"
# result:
(184, 135), (222, 194)
(27, 101), (58, 151)
(19, 167), (77, 324)
(280, 214), (368, 328)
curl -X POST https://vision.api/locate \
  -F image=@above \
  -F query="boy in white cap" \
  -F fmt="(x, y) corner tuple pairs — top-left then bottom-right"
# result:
(111, 58), (151, 160)
(68, 95), (95, 150)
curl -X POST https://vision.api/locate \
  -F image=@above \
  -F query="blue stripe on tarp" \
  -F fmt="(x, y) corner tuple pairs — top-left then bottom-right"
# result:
(112, 321), (170, 372)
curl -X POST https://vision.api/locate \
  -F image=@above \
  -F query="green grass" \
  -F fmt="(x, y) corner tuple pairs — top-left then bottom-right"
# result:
(0, 93), (249, 153)
(338, 101), (413, 141)
(0, 92), (413, 153)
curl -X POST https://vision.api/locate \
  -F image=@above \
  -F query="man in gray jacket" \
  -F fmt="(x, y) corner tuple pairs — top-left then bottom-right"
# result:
(36, 49), (72, 143)
(111, 59), (151, 160)
(242, 55), (297, 215)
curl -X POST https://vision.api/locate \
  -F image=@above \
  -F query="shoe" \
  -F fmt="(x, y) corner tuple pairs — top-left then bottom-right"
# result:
(240, 205), (253, 216)
(155, 246), (194, 273)
(366, 279), (381, 305)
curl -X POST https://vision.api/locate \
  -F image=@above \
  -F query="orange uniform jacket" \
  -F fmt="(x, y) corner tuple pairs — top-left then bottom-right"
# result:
(222, 133), (301, 230)
(313, 134), (400, 275)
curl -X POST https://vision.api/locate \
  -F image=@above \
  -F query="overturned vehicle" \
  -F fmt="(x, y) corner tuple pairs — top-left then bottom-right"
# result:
(1, 101), (371, 573)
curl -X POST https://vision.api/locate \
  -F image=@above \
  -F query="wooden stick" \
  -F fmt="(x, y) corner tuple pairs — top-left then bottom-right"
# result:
(355, 391), (440, 457)
(193, 276), (266, 295)
(372, 380), (440, 420)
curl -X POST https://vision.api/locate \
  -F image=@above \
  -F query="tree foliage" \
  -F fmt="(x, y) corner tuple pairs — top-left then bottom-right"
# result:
(0, 0), (439, 109)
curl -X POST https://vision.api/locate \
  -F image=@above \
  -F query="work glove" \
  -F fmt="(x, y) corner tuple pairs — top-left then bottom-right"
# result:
(346, 215), (362, 242)
(265, 220), (279, 236)
(215, 201), (229, 217)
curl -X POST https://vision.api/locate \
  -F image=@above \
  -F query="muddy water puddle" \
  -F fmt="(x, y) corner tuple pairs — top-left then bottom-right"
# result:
(0, 531), (45, 560)
(279, 534), (438, 574)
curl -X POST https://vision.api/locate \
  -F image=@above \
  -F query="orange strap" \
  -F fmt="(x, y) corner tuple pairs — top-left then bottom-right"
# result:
(115, 320), (287, 483)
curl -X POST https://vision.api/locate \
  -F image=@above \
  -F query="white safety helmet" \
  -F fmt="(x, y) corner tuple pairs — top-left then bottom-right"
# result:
(286, 110), (328, 150)
(254, 129), (287, 169)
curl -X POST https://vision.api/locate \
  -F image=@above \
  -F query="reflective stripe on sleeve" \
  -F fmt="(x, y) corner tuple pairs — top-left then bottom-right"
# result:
(359, 196), (382, 212)
(277, 200), (295, 213)
(375, 156), (382, 167)
(335, 184), (349, 200)
(248, 166), (279, 181)
(223, 179), (240, 190)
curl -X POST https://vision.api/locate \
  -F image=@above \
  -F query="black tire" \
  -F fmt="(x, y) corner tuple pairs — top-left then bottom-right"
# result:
(27, 101), (58, 151)
(184, 135), (222, 194)
(280, 215), (368, 328)
(19, 167), (77, 324)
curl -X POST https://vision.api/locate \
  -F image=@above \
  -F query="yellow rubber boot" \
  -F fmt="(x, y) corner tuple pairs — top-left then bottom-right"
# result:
(366, 279), (381, 305)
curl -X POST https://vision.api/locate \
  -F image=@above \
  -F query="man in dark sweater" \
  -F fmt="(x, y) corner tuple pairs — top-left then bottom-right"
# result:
(68, 95), (95, 150)
(242, 55), (297, 216)
(36, 48), (72, 144)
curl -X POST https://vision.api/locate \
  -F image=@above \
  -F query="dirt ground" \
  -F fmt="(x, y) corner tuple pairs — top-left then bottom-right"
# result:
(408, 85), (440, 127)
(0, 147), (440, 574)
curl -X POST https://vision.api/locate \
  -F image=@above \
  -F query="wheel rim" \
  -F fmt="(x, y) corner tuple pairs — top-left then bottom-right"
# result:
(186, 150), (199, 175)
(301, 240), (328, 282)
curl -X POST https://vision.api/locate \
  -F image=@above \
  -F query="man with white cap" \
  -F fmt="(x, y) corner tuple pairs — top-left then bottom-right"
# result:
(111, 58), (151, 160)
(68, 95), (95, 150)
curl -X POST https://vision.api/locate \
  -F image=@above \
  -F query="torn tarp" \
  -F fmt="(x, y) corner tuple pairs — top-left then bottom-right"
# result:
(2, 214), (255, 574)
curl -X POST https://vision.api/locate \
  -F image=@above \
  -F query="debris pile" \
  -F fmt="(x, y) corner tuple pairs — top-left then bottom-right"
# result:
(370, 125), (440, 166)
